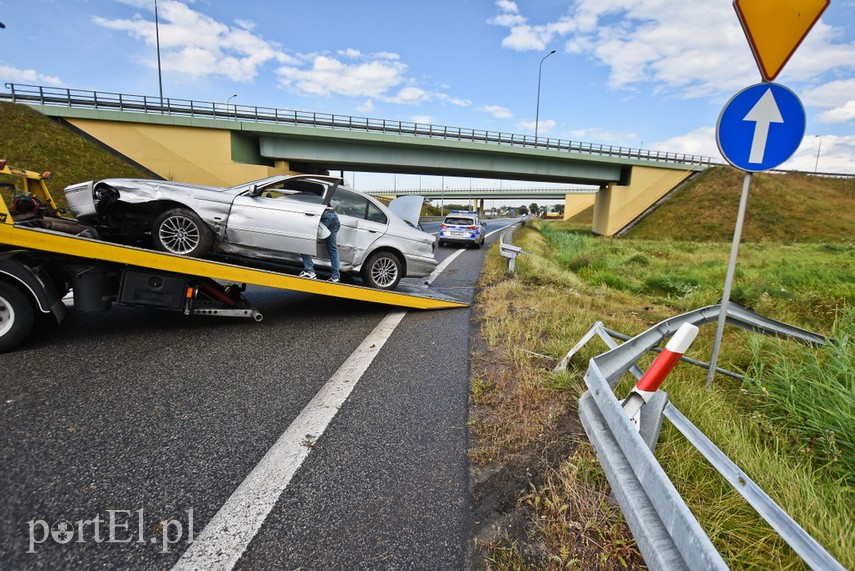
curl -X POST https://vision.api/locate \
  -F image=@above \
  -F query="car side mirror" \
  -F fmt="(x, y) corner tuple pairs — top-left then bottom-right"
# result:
(249, 184), (260, 197)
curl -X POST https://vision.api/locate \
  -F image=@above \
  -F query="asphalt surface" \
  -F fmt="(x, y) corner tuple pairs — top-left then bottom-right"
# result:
(0, 219), (515, 570)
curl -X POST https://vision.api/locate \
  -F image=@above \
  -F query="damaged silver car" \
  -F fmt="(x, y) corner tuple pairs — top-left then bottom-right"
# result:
(63, 174), (437, 290)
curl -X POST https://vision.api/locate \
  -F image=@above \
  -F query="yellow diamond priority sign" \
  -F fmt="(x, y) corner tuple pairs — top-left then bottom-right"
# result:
(734, 0), (829, 81)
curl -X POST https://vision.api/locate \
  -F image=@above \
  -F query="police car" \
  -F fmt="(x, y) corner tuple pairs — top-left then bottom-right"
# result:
(438, 210), (487, 248)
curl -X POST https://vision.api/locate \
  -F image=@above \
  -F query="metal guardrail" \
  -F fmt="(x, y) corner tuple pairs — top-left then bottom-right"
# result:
(498, 222), (528, 274)
(1, 83), (718, 167)
(563, 304), (844, 570)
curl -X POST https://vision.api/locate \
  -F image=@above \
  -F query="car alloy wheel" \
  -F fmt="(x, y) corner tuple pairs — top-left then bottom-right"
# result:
(361, 251), (403, 290)
(152, 208), (214, 257)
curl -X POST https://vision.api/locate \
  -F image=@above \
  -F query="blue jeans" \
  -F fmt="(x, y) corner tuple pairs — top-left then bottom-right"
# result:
(301, 209), (341, 279)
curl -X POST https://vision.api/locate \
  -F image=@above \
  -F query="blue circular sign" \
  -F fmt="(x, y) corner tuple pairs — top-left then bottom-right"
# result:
(716, 82), (805, 172)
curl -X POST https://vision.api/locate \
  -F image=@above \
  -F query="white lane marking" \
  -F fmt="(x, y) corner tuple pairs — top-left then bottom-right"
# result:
(421, 223), (511, 287)
(423, 248), (465, 286)
(172, 310), (408, 571)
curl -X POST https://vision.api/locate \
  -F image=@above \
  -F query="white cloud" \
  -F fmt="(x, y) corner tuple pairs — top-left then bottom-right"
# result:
(782, 134), (855, 173)
(411, 115), (433, 124)
(518, 118), (556, 133)
(93, 0), (294, 82)
(818, 101), (855, 124)
(652, 127), (720, 159)
(803, 79), (855, 125)
(488, 0), (574, 51)
(479, 105), (513, 119)
(489, 0), (855, 101)
(357, 99), (374, 113)
(0, 64), (65, 87)
(277, 55), (407, 98)
(94, 3), (451, 109)
(650, 129), (855, 174)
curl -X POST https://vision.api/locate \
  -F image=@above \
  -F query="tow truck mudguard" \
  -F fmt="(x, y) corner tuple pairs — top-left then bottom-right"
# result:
(0, 252), (67, 322)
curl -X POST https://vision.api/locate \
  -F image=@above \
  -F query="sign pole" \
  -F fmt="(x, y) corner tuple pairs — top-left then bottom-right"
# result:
(706, 171), (752, 388)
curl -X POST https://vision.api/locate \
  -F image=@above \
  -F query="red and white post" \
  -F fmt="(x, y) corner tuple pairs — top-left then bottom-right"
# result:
(622, 322), (700, 429)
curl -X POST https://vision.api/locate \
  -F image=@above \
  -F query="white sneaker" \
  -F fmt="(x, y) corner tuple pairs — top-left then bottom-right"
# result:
(328, 277), (340, 283)
(299, 271), (317, 279)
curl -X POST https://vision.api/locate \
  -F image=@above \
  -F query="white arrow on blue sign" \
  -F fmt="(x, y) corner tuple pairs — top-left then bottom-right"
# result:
(716, 82), (805, 172)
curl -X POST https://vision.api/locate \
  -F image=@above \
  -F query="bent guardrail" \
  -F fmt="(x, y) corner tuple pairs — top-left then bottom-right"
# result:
(563, 304), (844, 571)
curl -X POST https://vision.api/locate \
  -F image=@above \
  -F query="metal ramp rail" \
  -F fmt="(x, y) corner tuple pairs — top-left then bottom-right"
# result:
(0, 223), (467, 311)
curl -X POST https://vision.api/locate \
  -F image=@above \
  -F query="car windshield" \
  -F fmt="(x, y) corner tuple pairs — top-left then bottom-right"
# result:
(445, 217), (474, 225)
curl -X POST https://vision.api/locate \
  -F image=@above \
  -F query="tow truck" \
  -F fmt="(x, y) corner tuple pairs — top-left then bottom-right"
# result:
(0, 160), (466, 352)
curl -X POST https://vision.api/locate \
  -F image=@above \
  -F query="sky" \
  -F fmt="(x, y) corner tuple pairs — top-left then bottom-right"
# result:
(1, 0), (854, 195)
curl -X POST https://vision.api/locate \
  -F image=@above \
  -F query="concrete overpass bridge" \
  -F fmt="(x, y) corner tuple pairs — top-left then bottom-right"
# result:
(2, 83), (714, 235)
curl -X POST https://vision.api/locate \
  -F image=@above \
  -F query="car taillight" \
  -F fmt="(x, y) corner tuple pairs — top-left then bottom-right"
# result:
(466, 225), (478, 230)
(440, 223), (449, 229)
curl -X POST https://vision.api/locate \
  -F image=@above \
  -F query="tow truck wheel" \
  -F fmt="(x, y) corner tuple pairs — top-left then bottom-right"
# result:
(361, 251), (403, 290)
(0, 281), (36, 353)
(153, 208), (214, 257)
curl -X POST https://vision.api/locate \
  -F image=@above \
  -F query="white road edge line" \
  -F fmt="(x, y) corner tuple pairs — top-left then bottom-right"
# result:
(422, 224), (506, 287)
(423, 248), (465, 286)
(171, 310), (408, 571)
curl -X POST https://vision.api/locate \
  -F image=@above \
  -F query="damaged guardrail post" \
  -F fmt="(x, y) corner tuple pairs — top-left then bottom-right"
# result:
(574, 305), (842, 571)
(622, 323), (699, 430)
(498, 224), (529, 275)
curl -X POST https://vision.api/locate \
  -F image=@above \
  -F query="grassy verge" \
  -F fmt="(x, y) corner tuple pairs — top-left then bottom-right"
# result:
(470, 219), (853, 569)
(0, 102), (151, 211)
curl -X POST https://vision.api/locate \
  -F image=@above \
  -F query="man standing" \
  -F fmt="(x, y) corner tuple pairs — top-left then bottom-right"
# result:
(300, 207), (341, 283)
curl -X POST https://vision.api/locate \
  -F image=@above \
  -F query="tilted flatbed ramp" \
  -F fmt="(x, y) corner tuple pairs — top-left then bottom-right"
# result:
(0, 223), (467, 311)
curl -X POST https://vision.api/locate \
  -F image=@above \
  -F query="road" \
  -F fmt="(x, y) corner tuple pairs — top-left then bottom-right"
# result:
(0, 219), (517, 570)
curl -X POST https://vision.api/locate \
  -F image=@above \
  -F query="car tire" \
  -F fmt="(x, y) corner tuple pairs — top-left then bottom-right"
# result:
(0, 281), (36, 353)
(152, 208), (214, 257)
(361, 251), (403, 290)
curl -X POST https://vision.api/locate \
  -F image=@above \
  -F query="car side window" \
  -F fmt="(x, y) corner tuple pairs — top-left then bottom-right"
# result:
(330, 190), (366, 218)
(258, 179), (326, 204)
(445, 217), (473, 225)
(366, 201), (387, 224)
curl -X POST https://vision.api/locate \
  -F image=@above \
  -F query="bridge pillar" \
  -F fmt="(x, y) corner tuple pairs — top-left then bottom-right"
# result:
(563, 194), (596, 220)
(592, 166), (695, 235)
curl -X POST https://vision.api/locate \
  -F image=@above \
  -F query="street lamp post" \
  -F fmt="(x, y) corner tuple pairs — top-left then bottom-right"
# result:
(814, 135), (823, 173)
(154, 0), (163, 105)
(535, 49), (557, 141)
(227, 94), (238, 118)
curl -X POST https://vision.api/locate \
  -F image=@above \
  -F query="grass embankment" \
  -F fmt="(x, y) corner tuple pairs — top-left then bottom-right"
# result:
(472, 169), (854, 569)
(0, 101), (151, 210)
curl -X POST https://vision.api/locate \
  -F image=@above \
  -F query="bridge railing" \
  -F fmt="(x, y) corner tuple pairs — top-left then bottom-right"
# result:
(2, 83), (719, 167)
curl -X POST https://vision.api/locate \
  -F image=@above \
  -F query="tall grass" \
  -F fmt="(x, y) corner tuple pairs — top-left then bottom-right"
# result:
(744, 307), (854, 486)
(473, 218), (854, 569)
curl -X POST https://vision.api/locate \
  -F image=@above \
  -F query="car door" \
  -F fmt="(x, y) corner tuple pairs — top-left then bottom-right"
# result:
(225, 179), (329, 256)
(329, 189), (386, 265)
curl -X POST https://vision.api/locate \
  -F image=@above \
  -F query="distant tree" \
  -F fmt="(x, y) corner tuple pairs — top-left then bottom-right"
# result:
(518, 206), (529, 216)
(529, 202), (540, 215)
